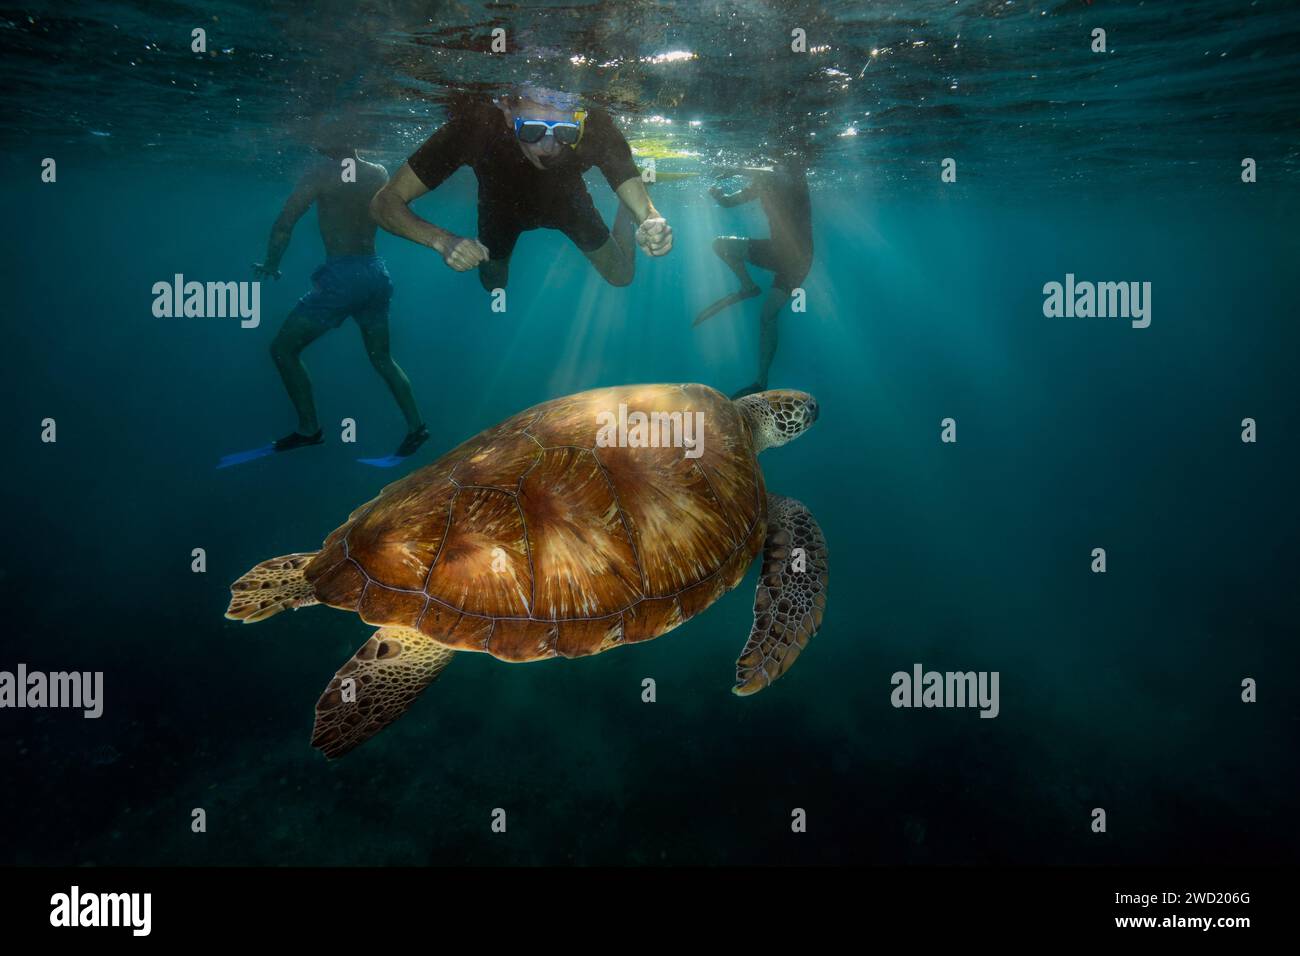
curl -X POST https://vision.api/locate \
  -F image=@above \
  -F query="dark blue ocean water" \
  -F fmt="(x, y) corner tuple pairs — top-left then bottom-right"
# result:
(1, 1), (1298, 865)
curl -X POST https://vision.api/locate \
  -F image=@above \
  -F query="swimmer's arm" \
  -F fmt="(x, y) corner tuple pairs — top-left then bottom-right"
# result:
(615, 177), (673, 256)
(713, 165), (776, 206)
(369, 163), (461, 255)
(257, 171), (318, 276)
(710, 183), (757, 207)
(614, 176), (664, 226)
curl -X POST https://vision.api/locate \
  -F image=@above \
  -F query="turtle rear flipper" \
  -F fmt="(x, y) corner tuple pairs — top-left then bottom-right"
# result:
(733, 494), (828, 696)
(226, 553), (320, 623)
(312, 627), (455, 759)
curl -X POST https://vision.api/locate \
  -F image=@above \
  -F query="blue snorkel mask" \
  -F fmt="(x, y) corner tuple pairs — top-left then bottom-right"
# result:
(504, 86), (587, 148)
(513, 110), (586, 146)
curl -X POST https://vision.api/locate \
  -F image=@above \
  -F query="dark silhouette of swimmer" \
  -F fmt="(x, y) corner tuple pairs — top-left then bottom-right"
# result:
(695, 152), (813, 399)
(254, 141), (427, 459)
(369, 85), (672, 291)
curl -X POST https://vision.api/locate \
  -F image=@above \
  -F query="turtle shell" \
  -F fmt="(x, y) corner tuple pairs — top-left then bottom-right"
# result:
(304, 383), (767, 662)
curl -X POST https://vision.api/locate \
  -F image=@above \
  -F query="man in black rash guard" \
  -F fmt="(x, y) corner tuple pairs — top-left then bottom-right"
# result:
(695, 153), (814, 399)
(370, 86), (672, 291)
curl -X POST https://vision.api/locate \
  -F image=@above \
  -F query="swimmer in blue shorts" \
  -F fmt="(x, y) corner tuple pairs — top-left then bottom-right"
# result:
(253, 137), (428, 459)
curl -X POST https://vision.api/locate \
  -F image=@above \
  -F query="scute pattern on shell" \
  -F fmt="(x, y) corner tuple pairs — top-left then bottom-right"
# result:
(304, 384), (766, 662)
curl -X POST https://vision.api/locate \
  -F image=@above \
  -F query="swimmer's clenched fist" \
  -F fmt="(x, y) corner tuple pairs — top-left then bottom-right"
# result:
(636, 217), (673, 257)
(440, 236), (491, 272)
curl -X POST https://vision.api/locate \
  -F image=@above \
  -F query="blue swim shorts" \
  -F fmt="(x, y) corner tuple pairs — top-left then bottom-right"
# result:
(291, 255), (393, 330)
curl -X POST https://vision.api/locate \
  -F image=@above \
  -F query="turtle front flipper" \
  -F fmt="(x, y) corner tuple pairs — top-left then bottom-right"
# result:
(226, 553), (320, 623)
(311, 626), (455, 759)
(733, 494), (828, 696)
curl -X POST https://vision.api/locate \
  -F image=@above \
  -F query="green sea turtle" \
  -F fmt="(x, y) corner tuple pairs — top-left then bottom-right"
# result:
(226, 383), (827, 758)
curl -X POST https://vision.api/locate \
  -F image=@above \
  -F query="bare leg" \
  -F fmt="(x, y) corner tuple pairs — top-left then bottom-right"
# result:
(731, 288), (791, 399)
(357, 320), (422, 432)
(695, 237), (761, 326)
(755, 288), (791, 389)
(583, 202), (637, 287)
(270, 311), (331, 434)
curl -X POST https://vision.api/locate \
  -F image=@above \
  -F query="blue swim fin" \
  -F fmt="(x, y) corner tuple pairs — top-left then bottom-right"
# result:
(216, 444), (275, 469)
(356, 454), (409, 469)
(357, 427), (428, 468)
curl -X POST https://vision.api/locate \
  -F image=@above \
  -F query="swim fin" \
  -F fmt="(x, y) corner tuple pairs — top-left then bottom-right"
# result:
(273, 429), (324, 452)
(357, 426), (429, 468)
(395, 425), (430, 458)
(216, 444), (275, 469)
(217, 429), (323, 469)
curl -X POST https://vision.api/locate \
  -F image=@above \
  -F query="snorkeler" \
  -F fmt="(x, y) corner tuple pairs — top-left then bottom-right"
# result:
(368, 86), (673, 291)
(250, 141), (429, 463)
(695, 152), (813, 399)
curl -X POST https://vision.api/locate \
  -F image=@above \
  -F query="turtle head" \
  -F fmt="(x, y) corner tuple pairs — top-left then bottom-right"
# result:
(735, 389), (819, 453)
